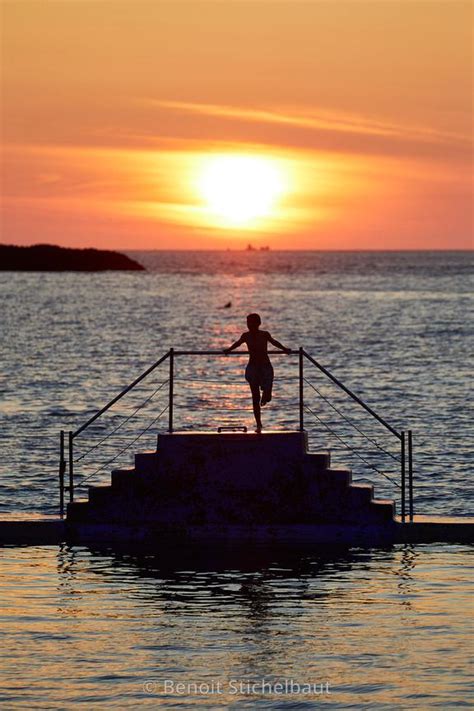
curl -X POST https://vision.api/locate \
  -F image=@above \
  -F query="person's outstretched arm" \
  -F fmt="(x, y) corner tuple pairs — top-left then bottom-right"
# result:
(223, 335), (245, 354)
(268, 334), (292, 354)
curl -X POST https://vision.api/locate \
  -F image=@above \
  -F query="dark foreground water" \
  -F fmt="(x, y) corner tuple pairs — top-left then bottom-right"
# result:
(0, 543), (473, 709)
(0, 251), (473, 707)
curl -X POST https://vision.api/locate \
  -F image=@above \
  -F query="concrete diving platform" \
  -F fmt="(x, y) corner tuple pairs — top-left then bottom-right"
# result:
(0, 516), (473, 546)
(1, 431), (472, 545)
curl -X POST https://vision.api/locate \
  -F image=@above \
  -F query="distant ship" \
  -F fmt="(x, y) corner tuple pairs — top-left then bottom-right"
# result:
(245, 244), (270, 251)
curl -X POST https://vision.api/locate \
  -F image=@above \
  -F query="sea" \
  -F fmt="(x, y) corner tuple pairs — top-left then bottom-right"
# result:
(0, 250), (472, 708)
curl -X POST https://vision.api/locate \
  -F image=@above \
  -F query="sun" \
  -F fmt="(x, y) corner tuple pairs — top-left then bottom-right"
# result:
(198, 154), (285, 228)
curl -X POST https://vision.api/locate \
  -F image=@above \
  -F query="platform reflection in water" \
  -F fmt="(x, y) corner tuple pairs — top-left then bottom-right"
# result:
(0, 542), (472, 708)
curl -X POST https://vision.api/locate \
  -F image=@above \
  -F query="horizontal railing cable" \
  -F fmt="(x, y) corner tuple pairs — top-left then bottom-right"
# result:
(175, 376), (299, 384)
(303, 377), (399, 463)
(175, 377), (243, 385)
(74, 379), (169, 463)
(304, 404), (400, 489)
(173, 350), (298, 356)
(176, 406), (254, 412)
(76, 403), (169, 487)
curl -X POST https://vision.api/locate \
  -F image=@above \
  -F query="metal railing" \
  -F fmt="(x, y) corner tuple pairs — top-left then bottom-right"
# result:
(59, 347), (414, 522)
(300, 350), (413, 522)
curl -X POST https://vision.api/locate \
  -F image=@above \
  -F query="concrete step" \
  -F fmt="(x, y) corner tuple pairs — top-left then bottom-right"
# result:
(325, 468), (352, 486)
(347, 483), (374, 506)
(88, 485), (113, 506)
(66, 501), (90, 522)
(135, 451), (159, 474)
(111, 468), (136, 489)
(370, 499), (396, 522)
(303, 452), (331, 472)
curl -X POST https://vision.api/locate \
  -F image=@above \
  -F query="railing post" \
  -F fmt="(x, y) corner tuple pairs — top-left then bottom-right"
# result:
(59, 430), (65, 518)
(68, 431), (74, 503)
(299, 347), (304, 432)
(408, 430), (414, 522)
(401, 431), (406, 523)
(168, 348), (174, 433)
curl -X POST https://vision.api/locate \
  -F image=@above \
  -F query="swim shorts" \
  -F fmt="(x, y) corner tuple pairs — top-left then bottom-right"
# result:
(245, 362), (274, 392)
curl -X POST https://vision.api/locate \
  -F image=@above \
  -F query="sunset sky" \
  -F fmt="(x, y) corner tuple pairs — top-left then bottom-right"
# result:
(1, 0), (472, 250)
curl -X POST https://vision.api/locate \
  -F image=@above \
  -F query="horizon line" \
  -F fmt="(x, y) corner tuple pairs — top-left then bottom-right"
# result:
(123, 248), (473, 253)
(1, 243), (473, 254)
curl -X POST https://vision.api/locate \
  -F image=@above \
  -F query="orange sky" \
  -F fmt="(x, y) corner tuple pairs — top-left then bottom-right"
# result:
(1, 0), (472, 250)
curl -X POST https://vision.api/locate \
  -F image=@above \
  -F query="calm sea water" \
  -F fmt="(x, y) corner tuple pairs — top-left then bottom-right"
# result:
(0, 251), (473, 708)
(0, 543), (472, 708)
(0, 251), (472, 516)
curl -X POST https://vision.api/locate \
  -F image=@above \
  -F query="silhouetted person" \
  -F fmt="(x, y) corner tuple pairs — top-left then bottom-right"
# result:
(224, 313), (291, 432)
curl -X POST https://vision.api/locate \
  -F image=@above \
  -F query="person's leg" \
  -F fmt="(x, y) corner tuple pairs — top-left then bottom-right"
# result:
(260, 364), (274, 406)
(250, 384), (262, 431)
(245, 364), (262, 431)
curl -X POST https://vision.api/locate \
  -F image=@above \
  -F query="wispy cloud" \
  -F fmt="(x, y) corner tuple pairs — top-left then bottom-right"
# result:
(150, 100), (470, 149)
